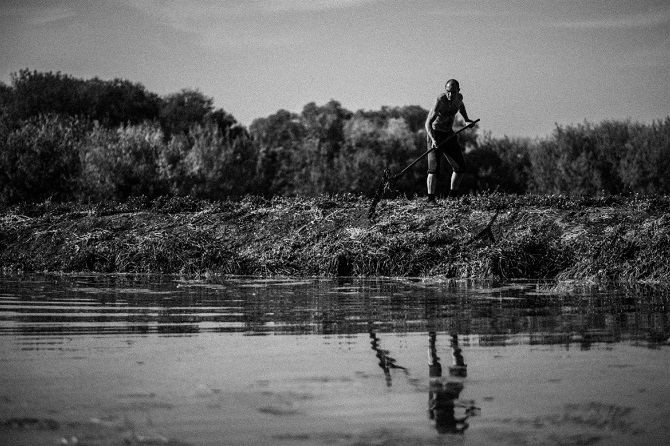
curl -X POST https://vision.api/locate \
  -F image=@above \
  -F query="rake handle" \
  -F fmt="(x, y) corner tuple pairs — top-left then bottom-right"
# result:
(393, 118), (480, 180)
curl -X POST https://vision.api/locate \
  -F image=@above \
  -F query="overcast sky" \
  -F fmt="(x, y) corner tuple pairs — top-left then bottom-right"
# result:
(1, 0), (669, 138)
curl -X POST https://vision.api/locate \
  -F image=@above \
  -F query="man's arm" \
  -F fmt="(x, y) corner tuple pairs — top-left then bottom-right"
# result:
(425, 98), (440, 146)
(459, 103), (473, 123)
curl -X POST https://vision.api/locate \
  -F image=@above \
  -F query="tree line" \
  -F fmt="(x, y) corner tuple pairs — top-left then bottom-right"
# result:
(1, 69), (668, 206)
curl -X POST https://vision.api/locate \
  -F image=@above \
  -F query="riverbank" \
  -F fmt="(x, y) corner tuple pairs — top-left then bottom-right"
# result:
(1, 195), (669, 283)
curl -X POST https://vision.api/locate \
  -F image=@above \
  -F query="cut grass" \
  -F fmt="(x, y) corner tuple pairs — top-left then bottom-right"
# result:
(1, 194), (669, 284)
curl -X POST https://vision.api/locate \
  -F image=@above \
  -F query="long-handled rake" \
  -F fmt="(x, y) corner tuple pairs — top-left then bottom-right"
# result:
(367, 119), (480, 220)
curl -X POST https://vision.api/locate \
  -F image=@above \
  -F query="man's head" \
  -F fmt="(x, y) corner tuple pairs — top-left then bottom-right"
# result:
(445, 79), (460, 100)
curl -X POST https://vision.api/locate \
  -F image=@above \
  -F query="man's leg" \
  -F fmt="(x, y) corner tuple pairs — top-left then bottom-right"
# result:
(427, 173), (437, 195)
(427, 174), (438, 205)
(426, 136), (440, 204)
(443, 139), (467, 198)
(449, 171), (463, 197)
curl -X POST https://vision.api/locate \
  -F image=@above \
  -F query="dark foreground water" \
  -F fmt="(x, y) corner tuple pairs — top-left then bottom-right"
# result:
(1, 275), (669, 446)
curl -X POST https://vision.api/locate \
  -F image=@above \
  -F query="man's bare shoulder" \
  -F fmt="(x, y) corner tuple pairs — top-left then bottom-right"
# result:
(432, 93), (448, 109)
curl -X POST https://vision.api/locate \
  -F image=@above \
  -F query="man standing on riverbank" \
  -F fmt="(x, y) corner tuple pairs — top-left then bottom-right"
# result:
(424, 79), (475, 205)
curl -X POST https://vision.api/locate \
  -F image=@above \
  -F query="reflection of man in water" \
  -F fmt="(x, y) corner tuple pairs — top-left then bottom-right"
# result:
(369, 330), (408, 387)
(428, 332), (470, 434)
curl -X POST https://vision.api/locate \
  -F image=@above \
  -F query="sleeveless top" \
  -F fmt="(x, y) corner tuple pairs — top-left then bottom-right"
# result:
(432, 93), (463, 133)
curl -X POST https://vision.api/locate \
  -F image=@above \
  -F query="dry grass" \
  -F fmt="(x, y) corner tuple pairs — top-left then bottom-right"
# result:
(1, 194), (669, 284)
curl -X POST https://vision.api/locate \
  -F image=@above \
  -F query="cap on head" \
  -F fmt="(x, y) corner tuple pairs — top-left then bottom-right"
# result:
(445, 79), (460, 92)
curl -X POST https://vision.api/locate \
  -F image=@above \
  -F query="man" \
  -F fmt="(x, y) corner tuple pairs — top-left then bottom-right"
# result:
(424, 79), (475, 205)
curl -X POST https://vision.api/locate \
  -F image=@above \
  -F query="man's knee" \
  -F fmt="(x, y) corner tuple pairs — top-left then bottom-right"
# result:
(427, 155), (440, 175)
(442, 153), (467, 174)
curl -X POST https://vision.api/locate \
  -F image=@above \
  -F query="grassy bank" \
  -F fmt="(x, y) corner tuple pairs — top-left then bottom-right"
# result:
(1, 194), (669, 283)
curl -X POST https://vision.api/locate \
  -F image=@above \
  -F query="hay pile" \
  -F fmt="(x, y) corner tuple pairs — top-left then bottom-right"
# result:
(1, 194), (669, 283)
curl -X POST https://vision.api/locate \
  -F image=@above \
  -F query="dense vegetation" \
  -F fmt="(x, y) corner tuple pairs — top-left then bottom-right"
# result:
(2, 69), (669, 207)
(2, 194), (669, 284)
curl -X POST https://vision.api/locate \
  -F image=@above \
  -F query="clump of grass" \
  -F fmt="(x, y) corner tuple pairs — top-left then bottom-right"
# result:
(558, 215), (670, 283)
(484, 232), (574, 280)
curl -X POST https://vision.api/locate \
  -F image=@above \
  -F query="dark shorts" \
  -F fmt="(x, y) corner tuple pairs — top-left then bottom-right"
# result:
(427, 130), (467, 175)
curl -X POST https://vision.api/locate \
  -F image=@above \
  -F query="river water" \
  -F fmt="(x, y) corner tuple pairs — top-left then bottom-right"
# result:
(1, 275), (669, 446)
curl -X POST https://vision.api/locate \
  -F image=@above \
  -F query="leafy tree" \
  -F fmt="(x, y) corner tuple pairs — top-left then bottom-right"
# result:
(0, 114), (84, 204)
(381, 105), (428, 133)
(2, 69), (160, 127)
(5, 70), (85, 121)
(300, 100), (351, 194)
(83, 77), (161, 127)
(250, 109), (307, 196)
(159, 89), (235, 138)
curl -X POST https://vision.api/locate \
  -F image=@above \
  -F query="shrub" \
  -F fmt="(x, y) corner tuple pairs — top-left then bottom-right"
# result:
(0, 114), (84, 204)
(466, 134), (532, 194)
(527, 119), (670, 195)
(618, 118), (670, 194)
(80, 122), (168, 201)
(176, 124), (258, 198)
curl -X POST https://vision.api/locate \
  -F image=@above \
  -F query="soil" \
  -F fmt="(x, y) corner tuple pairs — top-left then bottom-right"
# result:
(1, 194), (669, 283)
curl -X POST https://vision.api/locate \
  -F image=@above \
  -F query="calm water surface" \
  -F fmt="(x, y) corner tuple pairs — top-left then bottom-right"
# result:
(1, 275), (669, 446)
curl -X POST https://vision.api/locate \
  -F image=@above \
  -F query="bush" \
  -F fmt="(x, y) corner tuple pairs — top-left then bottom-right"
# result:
(0, 114), (84, 204)
(618, 118), (670, 194)
(466, 134), (532, 194)
(527, 119), (670, 195)
(80, 122), (168, 201)
(164, 124), (258, 199)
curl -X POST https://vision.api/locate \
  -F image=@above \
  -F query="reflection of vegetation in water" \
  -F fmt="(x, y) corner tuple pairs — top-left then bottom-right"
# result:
(0, 276), (668, 346)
